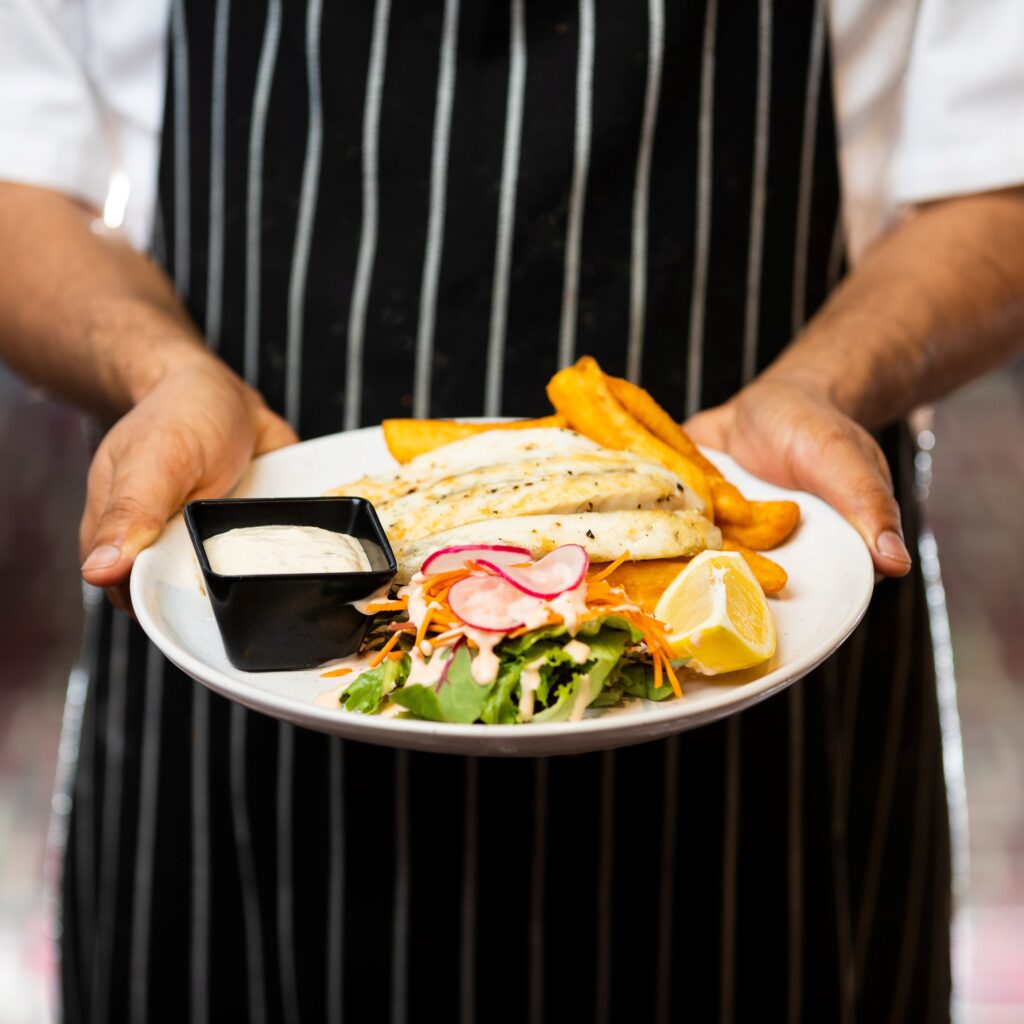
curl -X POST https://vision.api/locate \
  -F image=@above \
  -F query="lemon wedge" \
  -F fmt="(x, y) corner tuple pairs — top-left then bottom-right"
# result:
(654, 549), (776, 675)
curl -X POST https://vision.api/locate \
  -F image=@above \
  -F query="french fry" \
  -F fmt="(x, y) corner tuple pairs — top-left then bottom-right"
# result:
(607, 375), (752, 526)
(719, 500), (800, 551)
(382, 415), (567, 463)
(598, 557), (691, 615)
(547, 358), (715, 515)
(720, 540), (788, 595)
(597, 545), (785, 608)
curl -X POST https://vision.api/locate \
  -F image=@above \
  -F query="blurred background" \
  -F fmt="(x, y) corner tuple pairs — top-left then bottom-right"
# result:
(0, 360), (1021, 1023)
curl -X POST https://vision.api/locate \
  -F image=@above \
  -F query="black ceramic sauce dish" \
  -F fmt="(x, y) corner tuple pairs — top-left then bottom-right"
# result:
(184, 497), (397, 671)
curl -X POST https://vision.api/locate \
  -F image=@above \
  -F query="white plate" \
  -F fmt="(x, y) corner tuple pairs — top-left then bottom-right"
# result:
(131, 426), (873, 756)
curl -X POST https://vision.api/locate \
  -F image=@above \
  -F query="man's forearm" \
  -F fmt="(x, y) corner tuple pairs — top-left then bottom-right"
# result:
(765, 188), (1024, 429)
(0, 183), (212, 417)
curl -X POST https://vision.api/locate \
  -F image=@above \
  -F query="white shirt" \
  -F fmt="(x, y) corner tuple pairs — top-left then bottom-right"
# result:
(1, 0), (1023, 260)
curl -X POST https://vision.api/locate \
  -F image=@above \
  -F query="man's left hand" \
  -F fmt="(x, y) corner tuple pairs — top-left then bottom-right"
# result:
(685, 378), (913, 578)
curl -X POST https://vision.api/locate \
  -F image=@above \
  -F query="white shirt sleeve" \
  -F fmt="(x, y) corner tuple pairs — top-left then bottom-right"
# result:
(0, 0), (113, 210)
(0, 0), (168, 248)
(894, 0), (1024, 206)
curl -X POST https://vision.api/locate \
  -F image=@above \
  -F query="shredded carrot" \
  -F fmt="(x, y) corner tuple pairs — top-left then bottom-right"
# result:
(414, 606), (435, 648)
(386, 651), (406, 662)
(661, 655), (683, 698)
(364, 599), (407, 613)
(319, 666), (353, 679)
(590, 550), (631, 582)
(652, 648), (663, 690)
(422, 566), (472, 587)
(368, 630), (403, 668)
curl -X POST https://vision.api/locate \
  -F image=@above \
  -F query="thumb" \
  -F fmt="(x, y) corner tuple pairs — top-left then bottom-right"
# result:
(683, 403), (732, 451)
(797, 430), (911, 578)
(80, 440), (198, 589)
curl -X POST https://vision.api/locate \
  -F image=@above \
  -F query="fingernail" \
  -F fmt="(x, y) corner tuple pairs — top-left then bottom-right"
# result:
(876, 530), (911, 565)
(81, 544), (121, 572)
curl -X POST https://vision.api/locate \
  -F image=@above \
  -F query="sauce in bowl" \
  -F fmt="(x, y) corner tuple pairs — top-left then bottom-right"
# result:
(203, 524), (371, 576)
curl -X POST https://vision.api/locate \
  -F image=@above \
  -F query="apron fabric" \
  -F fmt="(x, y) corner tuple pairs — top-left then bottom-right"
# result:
(60, 1), (951, 1021)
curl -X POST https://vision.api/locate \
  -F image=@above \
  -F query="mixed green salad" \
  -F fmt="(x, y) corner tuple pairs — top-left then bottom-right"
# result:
(330, 543), (685, 725)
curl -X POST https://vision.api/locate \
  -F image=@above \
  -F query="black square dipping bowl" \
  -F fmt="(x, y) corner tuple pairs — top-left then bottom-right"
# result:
(184, 497), (397, 672)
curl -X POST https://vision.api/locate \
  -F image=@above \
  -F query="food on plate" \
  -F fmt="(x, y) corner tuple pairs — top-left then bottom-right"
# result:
(336, 427), (717, 580)
(718, 500), (800, 550)
(316, 353), (797, 721)
(334, 544), (687, 724)
(605, 373), (752, 526)
(392, 508), (720, 582)
(720, 539), (788, 594)
(545, 357), (715, 513)
(653, 550), (777, 675)
(383, 414), (567, 463)
(202, 524), (371, 576)
(366, 356), (795, 594)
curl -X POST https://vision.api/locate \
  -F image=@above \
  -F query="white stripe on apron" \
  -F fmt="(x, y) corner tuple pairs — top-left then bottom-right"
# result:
(484, 0), (527, 419)
(345, 0), (394, 430)
(557, 0), (595, 368)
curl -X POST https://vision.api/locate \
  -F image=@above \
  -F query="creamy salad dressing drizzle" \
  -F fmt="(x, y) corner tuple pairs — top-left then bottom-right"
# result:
(313, 651), (378, 707)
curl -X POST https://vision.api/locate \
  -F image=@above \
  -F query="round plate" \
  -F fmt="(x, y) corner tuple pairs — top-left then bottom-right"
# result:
(131, 426), (873, 756)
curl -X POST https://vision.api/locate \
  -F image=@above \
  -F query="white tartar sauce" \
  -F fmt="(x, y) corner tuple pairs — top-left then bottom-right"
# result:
(204, 525), (371, 576)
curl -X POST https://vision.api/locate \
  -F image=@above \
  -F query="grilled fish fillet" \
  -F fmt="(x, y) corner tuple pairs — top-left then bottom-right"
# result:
(393, 510), (722, 582)
(331, 428), (706, 512)
(376, 458), (692, 543)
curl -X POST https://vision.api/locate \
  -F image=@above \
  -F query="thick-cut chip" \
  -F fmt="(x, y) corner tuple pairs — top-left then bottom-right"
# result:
(607, 374), (752, 526)
(597, 557), (691, 614)
(719, 500), (800, 550)
(546, 358), (714, 515)
(599, 544), (786, 607)
(720, 540), (788, 595)
(382, 415), (567, 463)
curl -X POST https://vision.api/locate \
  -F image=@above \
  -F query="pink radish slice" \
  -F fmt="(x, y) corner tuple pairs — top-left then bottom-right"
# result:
(421, 544), (532, 576)
(447, 574), (541, 632)
(477, 544), (589, 599)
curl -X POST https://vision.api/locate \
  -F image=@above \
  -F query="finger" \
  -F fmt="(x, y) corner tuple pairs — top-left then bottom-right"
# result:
(683, 405), (731, 450)
(794, 429), (911, 577)
(80, 438), (200, 588)
(105, 581), (135, 617)
(253, 407), (300, 455)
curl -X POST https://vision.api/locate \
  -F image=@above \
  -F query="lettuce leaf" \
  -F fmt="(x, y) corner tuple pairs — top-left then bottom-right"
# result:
(615, 662), (676, 702)
(391, 644), (491, 724)
(532, 626), (632, 723)
(340, 656), (408, 714)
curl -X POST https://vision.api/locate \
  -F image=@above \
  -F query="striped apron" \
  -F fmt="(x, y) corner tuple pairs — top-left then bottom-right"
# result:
(59, 0), (953, 1020)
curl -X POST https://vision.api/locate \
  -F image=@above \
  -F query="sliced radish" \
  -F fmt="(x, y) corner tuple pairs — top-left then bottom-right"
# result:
(477, 544), (589, 599)
(447, 574), (537, 632)
(421, 543), (532, 577)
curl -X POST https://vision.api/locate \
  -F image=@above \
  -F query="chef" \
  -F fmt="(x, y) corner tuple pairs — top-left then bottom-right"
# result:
(1, 0), (1023, 1020)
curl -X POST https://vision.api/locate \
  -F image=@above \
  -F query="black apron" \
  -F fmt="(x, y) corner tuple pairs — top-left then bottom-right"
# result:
(61, 1), (952, 1021)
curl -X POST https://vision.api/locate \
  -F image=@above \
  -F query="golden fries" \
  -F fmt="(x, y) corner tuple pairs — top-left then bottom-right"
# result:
(383, 415), (566, 463)
(597, 544), (786, 605)
(607, 375), (752, 525)
(547, 358), (715, 514)
(374, 356), (797, 608)
(719, 500), (800, 551)
(720, 540), (788, 594)
(597, 557), (691, 614)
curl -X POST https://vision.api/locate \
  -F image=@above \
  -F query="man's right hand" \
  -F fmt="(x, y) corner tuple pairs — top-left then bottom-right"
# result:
(79, 356), (297, 612)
